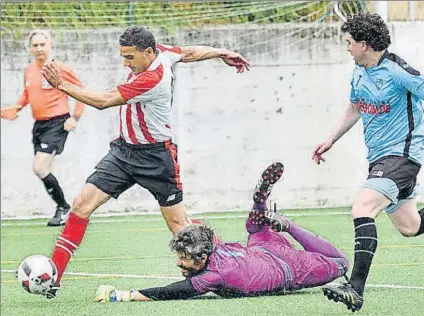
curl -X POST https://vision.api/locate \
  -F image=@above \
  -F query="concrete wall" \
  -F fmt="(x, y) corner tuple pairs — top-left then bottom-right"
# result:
(1, 23), (424, 218)
(367, 1), (424, 21)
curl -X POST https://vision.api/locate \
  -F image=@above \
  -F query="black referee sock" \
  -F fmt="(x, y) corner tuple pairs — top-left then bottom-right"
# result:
(416, 208), (424, 236)
(349, 217), (378, 296)
(41, 173), (69, 209)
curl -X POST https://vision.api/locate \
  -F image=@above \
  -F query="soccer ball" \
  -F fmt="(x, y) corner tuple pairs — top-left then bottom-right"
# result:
(17, 255), (58, 295)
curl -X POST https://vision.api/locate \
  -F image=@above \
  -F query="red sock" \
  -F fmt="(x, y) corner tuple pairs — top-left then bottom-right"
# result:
(191, 219), (222, 243)
(191, 219), (203, 225)
(51, 212), (89, 285)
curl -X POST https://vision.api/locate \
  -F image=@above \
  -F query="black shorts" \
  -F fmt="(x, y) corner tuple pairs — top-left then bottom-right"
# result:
(32, 113), (70, 155)
(365, 156), (421, 201)
(86, 138), (183, 207)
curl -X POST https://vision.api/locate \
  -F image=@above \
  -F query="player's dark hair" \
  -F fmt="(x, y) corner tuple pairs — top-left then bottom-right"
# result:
(169, 225), (215, 264)
(119, 26), (156, 51)
(341, 12), (391, 51)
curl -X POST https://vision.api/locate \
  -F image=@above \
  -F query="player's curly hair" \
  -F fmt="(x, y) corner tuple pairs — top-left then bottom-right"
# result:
(169, 224), (215, 264)
(119, 26), (156, 51)
(341, 12), (391, 51)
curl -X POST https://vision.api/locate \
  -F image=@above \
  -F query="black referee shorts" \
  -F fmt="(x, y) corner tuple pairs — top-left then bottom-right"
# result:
(32, 113), (70, 155)
(86, 138), (183, 207)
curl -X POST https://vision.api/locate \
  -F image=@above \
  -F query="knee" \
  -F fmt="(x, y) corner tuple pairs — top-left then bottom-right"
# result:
(161, 201), (189, 234)
(397, 226), (416, 238)
(352, 189), (392, 219)
(168, 217), (189, 235)
(352, 200), (380, 219)
(72, 194), (91, 219)
(33, 161), (49, 179)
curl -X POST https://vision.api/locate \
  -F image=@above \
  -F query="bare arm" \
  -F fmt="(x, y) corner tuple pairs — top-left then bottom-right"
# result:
(57, 82), (124, 110)
(61, 65), (86, 118)
(180, 46), (228, 62)
(41, 62), (124, 110)
(180, 46), (249, 73)
(312, 102), (361, 164)
(327, 102), (361, 144)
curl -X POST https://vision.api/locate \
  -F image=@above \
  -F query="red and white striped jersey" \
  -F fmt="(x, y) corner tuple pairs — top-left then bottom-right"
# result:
(116, 44), (182, 144)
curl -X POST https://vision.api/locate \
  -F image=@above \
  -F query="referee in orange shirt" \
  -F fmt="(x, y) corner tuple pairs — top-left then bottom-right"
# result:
(1, 30), (85, 226)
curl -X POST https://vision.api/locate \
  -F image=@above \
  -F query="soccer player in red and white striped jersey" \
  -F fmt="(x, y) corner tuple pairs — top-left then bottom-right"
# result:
(40, 26), (249, 298)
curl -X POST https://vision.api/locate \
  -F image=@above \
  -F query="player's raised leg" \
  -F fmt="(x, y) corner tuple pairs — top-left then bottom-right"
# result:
(46, 151), (134, 298)
(247, 162), (284, 233)
(47, 183), (110, 298)
(387, 197), (424, 237)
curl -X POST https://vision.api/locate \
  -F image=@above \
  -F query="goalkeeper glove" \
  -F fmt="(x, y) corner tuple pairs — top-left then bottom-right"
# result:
(94, 285), (132, 302)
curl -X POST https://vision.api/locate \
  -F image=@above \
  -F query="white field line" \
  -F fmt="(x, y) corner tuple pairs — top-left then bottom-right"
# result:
(1, 211), (350, 227)
(2, 269), (424, 290)
(1, 270), (182, 281)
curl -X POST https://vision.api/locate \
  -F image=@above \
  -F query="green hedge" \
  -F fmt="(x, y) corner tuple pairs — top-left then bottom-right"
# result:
(1, 1), (332, 29)
(1, 1), (365, 40)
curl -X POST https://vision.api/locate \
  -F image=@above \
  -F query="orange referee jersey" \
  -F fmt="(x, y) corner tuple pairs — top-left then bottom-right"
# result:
(17, 62), (84, 121)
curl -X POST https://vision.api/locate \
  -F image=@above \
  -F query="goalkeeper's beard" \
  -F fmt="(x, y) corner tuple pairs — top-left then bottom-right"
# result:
(177, 265), (202, 278)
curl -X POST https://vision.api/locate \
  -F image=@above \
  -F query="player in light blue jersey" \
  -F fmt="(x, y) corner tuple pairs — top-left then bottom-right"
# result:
(311, 13), (424, 312)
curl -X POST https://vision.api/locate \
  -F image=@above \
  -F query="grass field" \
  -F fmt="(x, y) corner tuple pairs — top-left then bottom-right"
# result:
(2, 208), (424, 316)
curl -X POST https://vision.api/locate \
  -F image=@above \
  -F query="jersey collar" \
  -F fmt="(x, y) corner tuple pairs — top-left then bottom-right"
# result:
(377, 50), (390, 66)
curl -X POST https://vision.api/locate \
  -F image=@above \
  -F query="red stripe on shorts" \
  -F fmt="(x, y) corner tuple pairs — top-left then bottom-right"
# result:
(165, 141), (182, 190)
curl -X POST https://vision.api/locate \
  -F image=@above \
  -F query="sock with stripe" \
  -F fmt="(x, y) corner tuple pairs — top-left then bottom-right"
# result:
(51, 212), (89, 285)
(349, 217), (378, 296)
(415, 208), (424, 236)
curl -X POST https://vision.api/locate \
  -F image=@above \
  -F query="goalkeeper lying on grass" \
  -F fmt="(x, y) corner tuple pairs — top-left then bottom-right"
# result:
(95, 162), (349, 302)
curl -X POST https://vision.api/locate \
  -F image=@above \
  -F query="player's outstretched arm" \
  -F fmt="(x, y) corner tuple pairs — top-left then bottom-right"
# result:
(312, 102), (360, 164)
(2, 81), (30, 120)
(41, 62), (124, 110)
(180, 46), (249, 73)
(95, 280), (202, 302)
(1, 104), (25, 120)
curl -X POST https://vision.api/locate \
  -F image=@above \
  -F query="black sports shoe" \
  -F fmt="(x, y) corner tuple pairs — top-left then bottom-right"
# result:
(264, 211), (290, 232)
(44, 285), (60, 299)
(249, 162), (284, 225)
(47, 205), (71, 227)
(322, 283), (364, 312)
(253, 162), (284, 204)
(249, 209), (266, 225)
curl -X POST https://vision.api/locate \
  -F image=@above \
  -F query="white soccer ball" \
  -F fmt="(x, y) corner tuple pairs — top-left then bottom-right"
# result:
(17, 255), (58, 295)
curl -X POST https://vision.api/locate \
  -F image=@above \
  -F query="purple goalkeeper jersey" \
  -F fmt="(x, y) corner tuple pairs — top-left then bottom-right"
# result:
(190, 242), (292, 297)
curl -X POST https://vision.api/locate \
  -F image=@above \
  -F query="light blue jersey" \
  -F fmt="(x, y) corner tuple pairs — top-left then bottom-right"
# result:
(350, 51), (424, 164)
